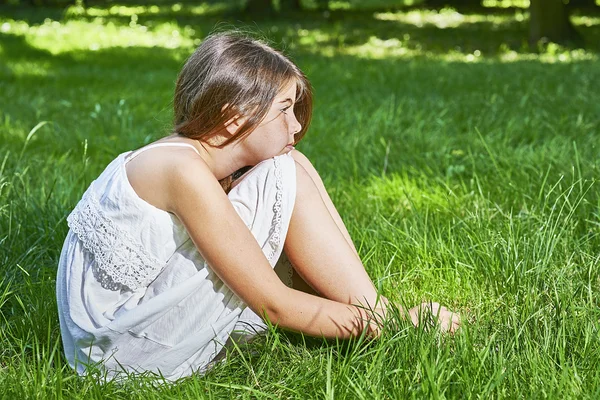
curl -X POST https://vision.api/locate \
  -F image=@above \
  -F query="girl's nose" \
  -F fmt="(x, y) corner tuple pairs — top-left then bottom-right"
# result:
(290, 114), (302, 135)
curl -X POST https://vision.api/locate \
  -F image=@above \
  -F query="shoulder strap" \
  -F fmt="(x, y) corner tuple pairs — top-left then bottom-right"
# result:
(125, 142), (201, 163)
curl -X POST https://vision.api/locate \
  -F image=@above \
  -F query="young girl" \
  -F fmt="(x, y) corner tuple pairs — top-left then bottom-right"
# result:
(56, 32), (460, 381)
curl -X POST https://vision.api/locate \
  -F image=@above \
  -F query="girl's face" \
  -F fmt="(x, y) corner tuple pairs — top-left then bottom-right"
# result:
(238, 80), (302, 165)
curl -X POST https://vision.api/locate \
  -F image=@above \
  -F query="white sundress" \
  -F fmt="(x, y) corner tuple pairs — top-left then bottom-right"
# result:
(56, 142), (297, 381)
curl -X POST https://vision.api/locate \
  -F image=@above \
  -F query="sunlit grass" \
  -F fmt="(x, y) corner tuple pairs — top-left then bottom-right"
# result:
(297, 31), (596, 63)
(328, 0), (424, 10)
(572, 14), (600, 27)
(482, 0), (530, 8)
(374, 7), (528, 28)
(364, 8), (598, 62)
(64, 1), (232, 19)
(0, 18), (197, 54)
(483, 0), (600, 7)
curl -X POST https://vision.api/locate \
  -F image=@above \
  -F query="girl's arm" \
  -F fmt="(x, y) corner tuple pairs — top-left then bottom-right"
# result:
(165, 153), (379, 339)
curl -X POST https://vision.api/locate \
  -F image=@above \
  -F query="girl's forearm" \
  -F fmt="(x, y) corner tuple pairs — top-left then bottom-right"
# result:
(264, 287), (387, 339)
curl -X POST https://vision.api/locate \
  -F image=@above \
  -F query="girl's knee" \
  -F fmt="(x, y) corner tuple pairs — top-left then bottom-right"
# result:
(294, 160), (317, 199)
(227, 154), (297, 219)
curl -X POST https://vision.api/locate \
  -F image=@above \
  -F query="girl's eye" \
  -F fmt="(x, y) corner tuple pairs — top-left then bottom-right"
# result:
(280, 105), (291, 114)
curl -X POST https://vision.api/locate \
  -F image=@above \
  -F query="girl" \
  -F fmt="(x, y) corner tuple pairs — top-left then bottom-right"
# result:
(56, 31), (460, 381)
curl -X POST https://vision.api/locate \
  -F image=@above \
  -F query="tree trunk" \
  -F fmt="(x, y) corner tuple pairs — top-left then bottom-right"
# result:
(566, 0), (598, 9)
(280, 0), (302, 12)
(315, 0), (328, 11)
(529, 0), (583, 46)
(244, 0), (275, 14)
(425, 0), (480, 7)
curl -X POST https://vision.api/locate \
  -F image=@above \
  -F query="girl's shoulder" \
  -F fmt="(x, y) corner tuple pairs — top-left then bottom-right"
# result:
(123, 139), (210, 214)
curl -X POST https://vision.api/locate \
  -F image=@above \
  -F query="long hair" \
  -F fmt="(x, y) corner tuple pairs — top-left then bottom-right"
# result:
(173, 31), (313, 192)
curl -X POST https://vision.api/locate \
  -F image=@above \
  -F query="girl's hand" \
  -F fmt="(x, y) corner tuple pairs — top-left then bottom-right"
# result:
(406, 302), (461, 334)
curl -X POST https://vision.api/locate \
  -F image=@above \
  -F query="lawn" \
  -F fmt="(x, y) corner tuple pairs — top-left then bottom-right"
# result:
(1, 1), (600, 398)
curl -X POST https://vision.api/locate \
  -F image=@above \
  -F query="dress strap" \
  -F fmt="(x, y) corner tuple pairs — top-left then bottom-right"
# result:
(125, 142), (201, 163)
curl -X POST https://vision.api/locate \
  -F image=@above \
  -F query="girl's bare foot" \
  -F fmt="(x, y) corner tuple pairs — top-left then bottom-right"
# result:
(407, 302), (461, 334)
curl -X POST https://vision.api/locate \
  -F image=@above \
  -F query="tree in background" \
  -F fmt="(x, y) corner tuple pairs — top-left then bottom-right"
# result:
(245, 0), (304, 13)
(414, 0), (590, 47)
(424, 0), (481, 7)
(529, 0), (584, 46)
(280, 0), (303, 12)
(244, 0), (275, 14)
(567, 0), (597, 8)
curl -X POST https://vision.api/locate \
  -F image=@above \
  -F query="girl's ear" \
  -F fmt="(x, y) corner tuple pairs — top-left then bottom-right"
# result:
(223, 115), (248, 136)
(222, 103), (247, 137)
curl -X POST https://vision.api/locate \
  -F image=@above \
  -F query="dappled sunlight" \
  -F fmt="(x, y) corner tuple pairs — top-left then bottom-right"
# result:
(482, 0), (529, 8)
(496, 45), (595, 63)
(326, 0), (422, 11)
(3, 59), (50, 78)
(296, 28), (333, 47)
(0, 17), (197, 54)
(364, 173), (454, 215)
(342, 36), (414, 59)
(572, 14), (600, 27)
(300, 32), (596, 63)
(2, 2), (599, 64)
(64, 1), (230, 19)
(482, 0), (600, 7)
(287, 6), (599, 63)
(329, 1), (352, 11)
(340, 35), (488, 61)
(373, 7), (528, 29)
(374, 7), (600, 30)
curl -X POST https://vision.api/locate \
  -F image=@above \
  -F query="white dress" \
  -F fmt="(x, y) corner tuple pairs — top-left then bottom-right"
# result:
(56, 142), (297, 380)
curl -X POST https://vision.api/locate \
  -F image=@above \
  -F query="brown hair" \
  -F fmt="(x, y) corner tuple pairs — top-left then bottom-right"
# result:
(173, 31), (313, 192)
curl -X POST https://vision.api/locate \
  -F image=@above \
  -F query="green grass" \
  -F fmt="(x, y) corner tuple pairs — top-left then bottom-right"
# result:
(1, 1), (600, 398)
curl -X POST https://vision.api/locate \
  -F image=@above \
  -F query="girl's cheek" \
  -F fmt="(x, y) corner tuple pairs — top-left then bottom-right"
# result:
(283, 119), (288, 130)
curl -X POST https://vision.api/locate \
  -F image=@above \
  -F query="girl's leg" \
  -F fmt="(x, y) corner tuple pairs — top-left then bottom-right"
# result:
(275, 251), (318, 295)
(284, 160), (381, 308)
(289, 150), (360, 259)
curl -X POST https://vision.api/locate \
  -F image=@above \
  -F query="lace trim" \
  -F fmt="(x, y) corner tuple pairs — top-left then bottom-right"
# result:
(282, 256), (294, 288)
(67, 190), (164, 291)
(266, 156), (283, 263)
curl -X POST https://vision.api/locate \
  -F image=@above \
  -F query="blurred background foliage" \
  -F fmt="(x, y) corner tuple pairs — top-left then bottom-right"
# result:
(0, 0), (599, 47)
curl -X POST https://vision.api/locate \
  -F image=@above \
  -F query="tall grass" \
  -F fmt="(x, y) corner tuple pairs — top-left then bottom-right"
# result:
(1, 2), (599, 398)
